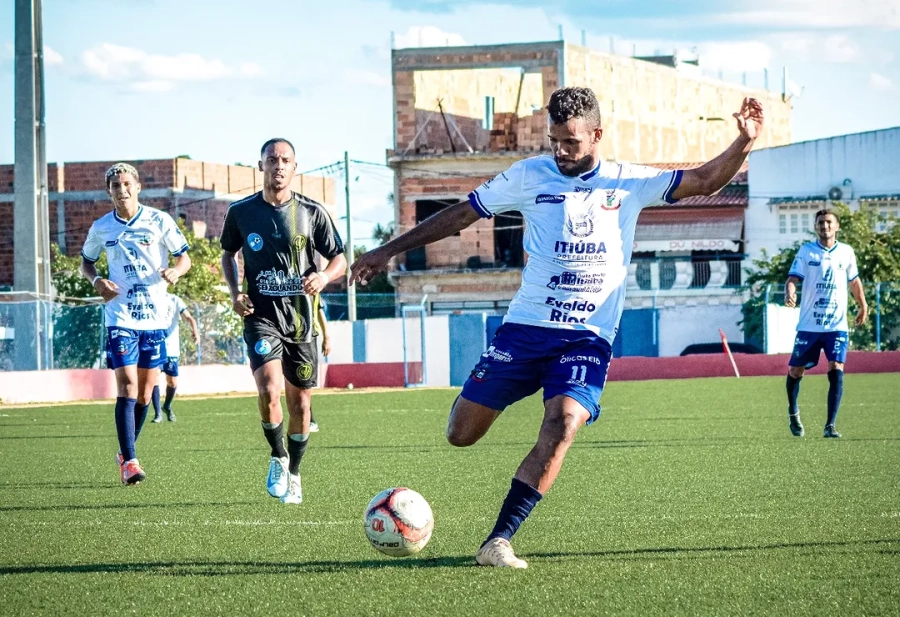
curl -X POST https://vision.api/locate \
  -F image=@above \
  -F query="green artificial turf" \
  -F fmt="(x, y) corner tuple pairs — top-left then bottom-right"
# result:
(1, 373), (898, 616)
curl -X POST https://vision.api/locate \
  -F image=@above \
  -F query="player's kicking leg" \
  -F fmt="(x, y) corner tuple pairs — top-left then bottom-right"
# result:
(254, 361), (290, 498)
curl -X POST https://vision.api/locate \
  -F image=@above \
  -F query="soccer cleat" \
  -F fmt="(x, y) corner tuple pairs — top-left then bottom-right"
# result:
(152, 413), (162, 424)
(164, 407), (176, 422)
(116, 452), (124, 466)
(789, 414), (804, 437)
(281, 474), (303, 504)
(475, 537), (528, 569)
(121, 459), (146, 485)
(308, 420), (319, 433)
(824, 425), (842, 438)
(266, 456), (290, 498)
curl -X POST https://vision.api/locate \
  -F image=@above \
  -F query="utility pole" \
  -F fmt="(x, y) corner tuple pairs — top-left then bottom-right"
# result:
(14, 0), (52, 370)
(344, 151), (357, 321)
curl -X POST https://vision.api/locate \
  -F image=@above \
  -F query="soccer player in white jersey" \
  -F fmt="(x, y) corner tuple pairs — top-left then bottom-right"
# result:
(81, 163), (192, 485)
(151, 292), (200, 423)
(784, 208), (867, 438)
(351, 87), (764, 568)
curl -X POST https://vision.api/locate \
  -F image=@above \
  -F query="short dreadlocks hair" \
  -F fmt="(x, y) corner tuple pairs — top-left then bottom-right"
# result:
(547, 87), (602, 128)
(105, 163), (140, 188)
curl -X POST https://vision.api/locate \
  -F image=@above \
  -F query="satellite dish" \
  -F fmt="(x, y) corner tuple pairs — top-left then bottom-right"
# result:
(828, 186), (843, 201)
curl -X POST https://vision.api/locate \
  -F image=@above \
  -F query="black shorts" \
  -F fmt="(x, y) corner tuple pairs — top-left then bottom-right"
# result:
(243, 318), (318, 389)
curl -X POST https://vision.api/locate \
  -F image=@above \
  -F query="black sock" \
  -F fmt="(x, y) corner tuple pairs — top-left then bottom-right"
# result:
(310, 410), (317, 423)
(287, 433), (309, 475)
(483, 478), (543, 546)
(786, 375), (802, 415)
(151, 386), (161, 416)
(163, 386), (176, 410)
(827, 369), (844, 427)
(133, 403), (150, 441)
(262, 422), (288, 459)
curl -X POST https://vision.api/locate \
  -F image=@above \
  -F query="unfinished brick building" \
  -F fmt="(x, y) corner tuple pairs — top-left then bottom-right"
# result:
(0, 159), (335, 288)
(387, 40), (792, 312)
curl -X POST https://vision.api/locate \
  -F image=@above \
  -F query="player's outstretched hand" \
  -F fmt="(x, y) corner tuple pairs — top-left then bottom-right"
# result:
(231, 293), (254, 318)
(93, 278), (120, 302)
(733, 97), (764, 140)
(351, 246), (392, 286)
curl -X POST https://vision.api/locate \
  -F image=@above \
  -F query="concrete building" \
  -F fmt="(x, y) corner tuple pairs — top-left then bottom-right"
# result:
(0, 158), (336, 288)
(746, 127), (900, 262)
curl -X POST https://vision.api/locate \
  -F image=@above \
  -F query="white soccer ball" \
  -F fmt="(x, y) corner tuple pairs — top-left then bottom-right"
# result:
(363, 487), (434, 557)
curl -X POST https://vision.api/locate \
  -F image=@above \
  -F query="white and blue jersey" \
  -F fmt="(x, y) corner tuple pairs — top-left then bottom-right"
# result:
(163, 293), (188, 358)
(468, 155), (682, 344)
(789, 241), (859, 333)
(82, 205), (189, 331)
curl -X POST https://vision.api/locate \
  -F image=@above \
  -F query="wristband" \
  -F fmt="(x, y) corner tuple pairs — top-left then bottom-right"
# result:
(318, 271), (330, 284)
(91, 275), (101, 286)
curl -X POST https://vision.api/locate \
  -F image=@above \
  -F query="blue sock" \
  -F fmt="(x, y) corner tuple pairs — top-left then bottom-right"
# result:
(827, 369), (844, 427)
(483, 478), (543, 546)
(151, 386), (161, 417)
(133, 403), (150, 442)
(786, 375), (802, 415)
(115, 397), (138, 461)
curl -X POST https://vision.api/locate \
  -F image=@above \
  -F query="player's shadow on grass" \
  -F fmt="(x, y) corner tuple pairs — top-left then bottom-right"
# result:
(0, 555), (476, 576)
(0, 434), (107, 440)
(0, 501), (257, 513)
(0, 481), (121, 490)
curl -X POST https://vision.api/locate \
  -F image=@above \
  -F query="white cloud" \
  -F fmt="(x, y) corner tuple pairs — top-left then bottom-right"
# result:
(345, 69), (391, 87)
(80, 43), (264, 87)
(43, 46), (63, 66)
(393, 26), (467, 48)
(870, 72), (896, 91)
(696, 40), (773, 72)
(707, 0), (900, 31)
(774, 33), (865, 64)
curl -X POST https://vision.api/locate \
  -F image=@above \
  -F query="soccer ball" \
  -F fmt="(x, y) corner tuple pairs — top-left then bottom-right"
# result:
(363, 487), (434, 557)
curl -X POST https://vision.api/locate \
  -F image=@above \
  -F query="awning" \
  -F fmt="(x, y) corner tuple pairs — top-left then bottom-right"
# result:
(634, 207), (744, 253)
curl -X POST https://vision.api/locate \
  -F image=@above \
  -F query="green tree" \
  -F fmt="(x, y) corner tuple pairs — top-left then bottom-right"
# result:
(741, 203), (900, 350)
(49, 243), (107, 368)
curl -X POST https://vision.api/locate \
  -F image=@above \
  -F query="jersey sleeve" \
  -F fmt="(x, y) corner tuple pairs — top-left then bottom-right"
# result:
(625, 164), (683, 207)
(312, 208), (345, 260)
(468, 160), (527, 218)
(788, 247), (808, 280)
(220, 206), (243, 253)
(846, 247), (860, 282)
(160, 212), (190, 256)
(81, 222), (104, 263)
(174, 295), (188, 314)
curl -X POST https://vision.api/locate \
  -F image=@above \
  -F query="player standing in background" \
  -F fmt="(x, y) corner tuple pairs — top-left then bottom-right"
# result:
(784, 209), (867, 438)
(352, 87), (764, 567)
(308, 296), (331, 433)
(151, 292), (200, 423)
(220, 138), (346, 504)
(81, 163), (192, 485)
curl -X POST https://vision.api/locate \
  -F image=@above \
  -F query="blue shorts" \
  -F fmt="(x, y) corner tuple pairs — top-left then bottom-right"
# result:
(162, 357), (179, 377)
(106, 327), (167, 370)
(460, 322), (612, 424)
(789, 330), (849, 369)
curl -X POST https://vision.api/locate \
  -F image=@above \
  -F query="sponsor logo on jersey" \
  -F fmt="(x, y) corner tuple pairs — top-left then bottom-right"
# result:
(553, 241), (607, 263)
(480, 173), (508, 190)
(601, 189), (621, 211)
(127, 284), (150, 299)
(545, 296), (597, 324)
(248, 233), (264, 251)
(546, 272), (604, 293)
(573, 186), (592, 194)
(256, 269), (305, 296)
(481, 345), (513, 363)
(566, 213), (594, 238)
(271, 220), (282, 239)
(471, 362), (490, 382)
(105, 240), (119, 247)
(808, 260), (821, 266)
(297, 363), (314, 381)
(560, 354), (603, 365)
(536, 194), (566, 204)
(255, 339), (272, 355)
(123, 263), (150, 279)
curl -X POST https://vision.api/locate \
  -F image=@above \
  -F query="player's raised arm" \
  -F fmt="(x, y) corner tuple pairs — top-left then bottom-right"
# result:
(351, 201), (480, 285)
(672, 97), (764, 201)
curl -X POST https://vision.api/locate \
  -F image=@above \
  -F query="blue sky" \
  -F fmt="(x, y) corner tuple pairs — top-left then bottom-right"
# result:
(1, 0), (898, 245)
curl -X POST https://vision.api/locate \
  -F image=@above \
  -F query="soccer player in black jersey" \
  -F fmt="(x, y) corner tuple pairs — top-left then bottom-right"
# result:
(220, 138), (346, 504)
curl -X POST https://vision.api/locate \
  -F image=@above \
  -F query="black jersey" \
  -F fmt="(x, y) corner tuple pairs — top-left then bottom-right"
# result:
(220, 192), (344, 342)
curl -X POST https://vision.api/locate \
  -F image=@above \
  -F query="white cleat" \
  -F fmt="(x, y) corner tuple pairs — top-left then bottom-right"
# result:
(281, 474), (302, 504)
(475, 537), (528, 569)
(266, 456), (289, 498)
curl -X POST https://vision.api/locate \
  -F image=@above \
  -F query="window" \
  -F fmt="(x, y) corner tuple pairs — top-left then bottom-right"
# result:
(864, 199), (900, 232)
(778, 205), (819, 235)
(659, 260), (677, 290)
(635, 261), (652, 290)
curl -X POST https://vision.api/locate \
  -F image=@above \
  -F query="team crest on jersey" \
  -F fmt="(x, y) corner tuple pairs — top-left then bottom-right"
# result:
(292, 235), (308, 252)
(297, 363), (314, 381)
(601, 189), (621, 211)
(248, 233), (264, 251)
(255, 339), (272, 355)
(566, 213), (594, 238)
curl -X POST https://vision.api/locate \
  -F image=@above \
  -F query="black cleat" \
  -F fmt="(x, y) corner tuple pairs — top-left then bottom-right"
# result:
(823, 425), (842, 438)
(789, 414), (804, 437)
(164, 407), (176, 422)
(151, 414), (162, 424)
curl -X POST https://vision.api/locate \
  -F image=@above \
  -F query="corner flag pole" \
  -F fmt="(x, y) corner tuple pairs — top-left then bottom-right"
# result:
(719, 329), (740, 378)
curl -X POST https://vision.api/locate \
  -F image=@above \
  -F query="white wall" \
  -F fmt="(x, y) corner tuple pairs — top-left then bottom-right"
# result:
(765, 304), (800, 354)
(657, 305), (745, 357)
(325, 320), (354, 364)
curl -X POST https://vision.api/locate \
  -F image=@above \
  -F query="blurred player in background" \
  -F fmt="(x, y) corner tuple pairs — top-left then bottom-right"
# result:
(151, 292), (200, 423)
(308, 295), (331, 432)
(220, 138), (346, 504)
(81, 163), (191, 485)
(783, 208), (867, 438)
(352, 87), (764, 567)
